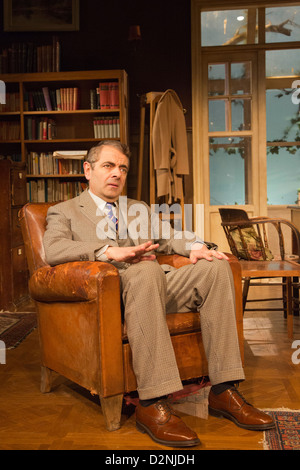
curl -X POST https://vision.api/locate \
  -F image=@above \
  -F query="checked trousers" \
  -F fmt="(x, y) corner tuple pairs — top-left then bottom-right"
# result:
(120, 258), (245, 400)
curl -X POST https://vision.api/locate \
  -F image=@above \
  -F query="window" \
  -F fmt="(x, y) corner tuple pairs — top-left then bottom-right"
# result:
(208, 62), (252, 133)
(266, 86), (300, 204)
(266, 49), (300, 76)
(201, 9), (258, 46)
(265, 6), (300, 43)
(207, 59), (253, 206)
(209, 137), (252, 205)
(201, 6), (300, 47)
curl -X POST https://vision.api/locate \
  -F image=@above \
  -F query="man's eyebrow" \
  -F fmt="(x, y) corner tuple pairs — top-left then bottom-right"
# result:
(102, 160), (129, 170)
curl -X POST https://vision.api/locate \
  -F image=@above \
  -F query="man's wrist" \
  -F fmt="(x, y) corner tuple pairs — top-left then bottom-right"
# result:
(104, 246), (114, 261)
(95, 245), (109, 261)
(190, 241), (205, 250)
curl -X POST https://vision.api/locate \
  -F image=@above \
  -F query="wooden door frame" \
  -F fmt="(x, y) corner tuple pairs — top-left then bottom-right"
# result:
(191, 35), (267, 244)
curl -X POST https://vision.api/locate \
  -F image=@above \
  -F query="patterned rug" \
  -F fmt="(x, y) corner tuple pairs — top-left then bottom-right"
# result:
(263, 409), (300, 450)
(0, 312), (37, 349)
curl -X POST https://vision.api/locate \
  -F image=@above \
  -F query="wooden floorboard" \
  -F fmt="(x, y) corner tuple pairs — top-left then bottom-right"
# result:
(1, 285), (300, 450)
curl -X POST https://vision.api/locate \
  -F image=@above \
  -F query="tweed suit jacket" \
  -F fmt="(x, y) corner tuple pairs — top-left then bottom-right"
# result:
(43, 189), (202, 271)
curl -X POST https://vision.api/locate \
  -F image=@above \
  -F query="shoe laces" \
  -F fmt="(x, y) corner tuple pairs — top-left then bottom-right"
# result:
(156, 399), (177, 417)
(229, 386), (252, 407)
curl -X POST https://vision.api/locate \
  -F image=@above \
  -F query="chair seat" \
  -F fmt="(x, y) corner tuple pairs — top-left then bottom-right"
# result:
(240, 260), (300, 278)
(122, 311), (201, 341)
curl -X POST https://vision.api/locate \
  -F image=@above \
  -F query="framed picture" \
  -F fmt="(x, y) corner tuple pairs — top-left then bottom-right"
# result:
(3, 0), (80, 32)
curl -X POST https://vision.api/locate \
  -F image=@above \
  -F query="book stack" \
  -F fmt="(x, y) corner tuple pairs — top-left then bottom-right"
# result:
(25, 117), (57, 140)
(27, 179), (84, 203)
(93, 117), (120, 139)
(27, 150), (86, 175)
(27, 151), (55, 175)
(99, 81), (119, 110)
(0, 37), (60, 74)
(0, 153), (22, 162)
(0, 92), (20, 112)
(0, 121), (20, 140)
(56, 87), (80, 111)
(24, 87), (79, 111)
(53, 150), (86, 175)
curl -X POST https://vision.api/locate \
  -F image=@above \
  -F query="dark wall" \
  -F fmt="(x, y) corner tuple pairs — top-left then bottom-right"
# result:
(0, 0), (192, 123)
(0, 0), (192, 200)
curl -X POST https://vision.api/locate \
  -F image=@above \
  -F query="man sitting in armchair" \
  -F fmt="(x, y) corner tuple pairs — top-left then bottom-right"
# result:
(43, 140), (274, 447)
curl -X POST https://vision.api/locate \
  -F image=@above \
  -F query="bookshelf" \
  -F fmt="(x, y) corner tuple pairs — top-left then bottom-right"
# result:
(0, 69), (129, 202)
(0, 159), (28, 310)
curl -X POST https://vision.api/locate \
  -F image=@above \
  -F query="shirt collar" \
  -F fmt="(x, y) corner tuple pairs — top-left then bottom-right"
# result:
(88, 189), (118, 210)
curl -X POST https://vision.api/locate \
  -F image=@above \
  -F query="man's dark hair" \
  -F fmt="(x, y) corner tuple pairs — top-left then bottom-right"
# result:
(85, 140), (131, 168)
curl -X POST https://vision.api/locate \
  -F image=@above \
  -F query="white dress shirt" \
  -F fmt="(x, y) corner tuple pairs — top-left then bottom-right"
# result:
(88, 189), (117, 261)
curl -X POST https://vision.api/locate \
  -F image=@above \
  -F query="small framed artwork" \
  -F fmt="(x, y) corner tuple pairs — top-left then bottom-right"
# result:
(3, 0), (80, 32)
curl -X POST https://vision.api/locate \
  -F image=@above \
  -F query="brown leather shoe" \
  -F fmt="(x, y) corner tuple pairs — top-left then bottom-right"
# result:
(208, 386), (275, 431)
(136, 399), (200, 447)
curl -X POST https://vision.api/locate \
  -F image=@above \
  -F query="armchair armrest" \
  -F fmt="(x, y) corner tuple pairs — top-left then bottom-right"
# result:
(29, 261), (119, 302)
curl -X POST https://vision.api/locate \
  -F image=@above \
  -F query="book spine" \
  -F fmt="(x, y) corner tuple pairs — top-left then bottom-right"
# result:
(99, 82), (110, 110)
(109, 82), (119, 109)
(42, 87), (53, 111)
(73, 87), (79, 110)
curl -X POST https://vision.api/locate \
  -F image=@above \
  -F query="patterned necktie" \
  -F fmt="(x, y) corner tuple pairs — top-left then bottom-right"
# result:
(105, 202), (118, 231)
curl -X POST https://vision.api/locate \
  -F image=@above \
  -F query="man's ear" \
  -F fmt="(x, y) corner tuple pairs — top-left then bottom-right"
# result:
(83, 161), (91, 181)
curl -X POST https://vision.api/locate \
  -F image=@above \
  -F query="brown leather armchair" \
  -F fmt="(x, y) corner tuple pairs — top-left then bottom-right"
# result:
(19, 202), (244, 431)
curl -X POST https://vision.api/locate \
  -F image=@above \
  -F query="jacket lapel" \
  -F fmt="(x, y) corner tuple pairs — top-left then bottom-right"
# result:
(78, 189), (118, 243)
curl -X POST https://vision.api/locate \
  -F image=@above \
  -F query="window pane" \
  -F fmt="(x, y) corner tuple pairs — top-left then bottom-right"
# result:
(230, 62), (251, 94)
(231, 99), (251, 131)
(201, 9), (258, 46)
(266, 6), (300, 43)
(209, 100), (227, 132)
(208, 64), (226, 96)
(267, 146), (300, 204)
(209, 137), (252, 205)
(266, 89), (300, 142)
(266, 50), (300, 77)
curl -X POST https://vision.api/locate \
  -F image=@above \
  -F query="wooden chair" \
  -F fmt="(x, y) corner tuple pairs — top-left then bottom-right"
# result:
(19, 202), (244, 431)
(219, 208), (300, 339)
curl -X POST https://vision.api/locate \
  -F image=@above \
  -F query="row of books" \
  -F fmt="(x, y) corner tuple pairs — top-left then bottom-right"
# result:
(0, 154), (22, 162)
(25, 117), (57, 140)
(24, 82), (119, 112)
(0, 37), (61, 74)
(27, 151), (85, 175)
(93, 117), (120, 139)
(24, 87), (80, 112)
(91, 82), (119, 110)
(2, 81), (120, 113)
(0, 92), (20, 112)
(0, 121), (20, 140)
(27, 179), (84, 203)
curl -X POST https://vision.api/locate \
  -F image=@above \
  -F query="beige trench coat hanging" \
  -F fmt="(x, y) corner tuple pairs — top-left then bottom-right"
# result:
(152, 89), (189, 203)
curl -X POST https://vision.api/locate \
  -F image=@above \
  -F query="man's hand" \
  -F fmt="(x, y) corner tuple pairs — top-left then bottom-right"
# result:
(105, 240), (159, 264)
(189, 242), (229, 264)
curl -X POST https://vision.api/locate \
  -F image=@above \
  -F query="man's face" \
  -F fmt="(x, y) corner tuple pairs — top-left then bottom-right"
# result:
(84, 145), (129, 202)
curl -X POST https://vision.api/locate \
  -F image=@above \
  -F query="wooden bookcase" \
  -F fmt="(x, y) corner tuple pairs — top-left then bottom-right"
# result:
(0, 160), (28, 310)
(0, 69), (129, 202)
(0, 70), (128, 309)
